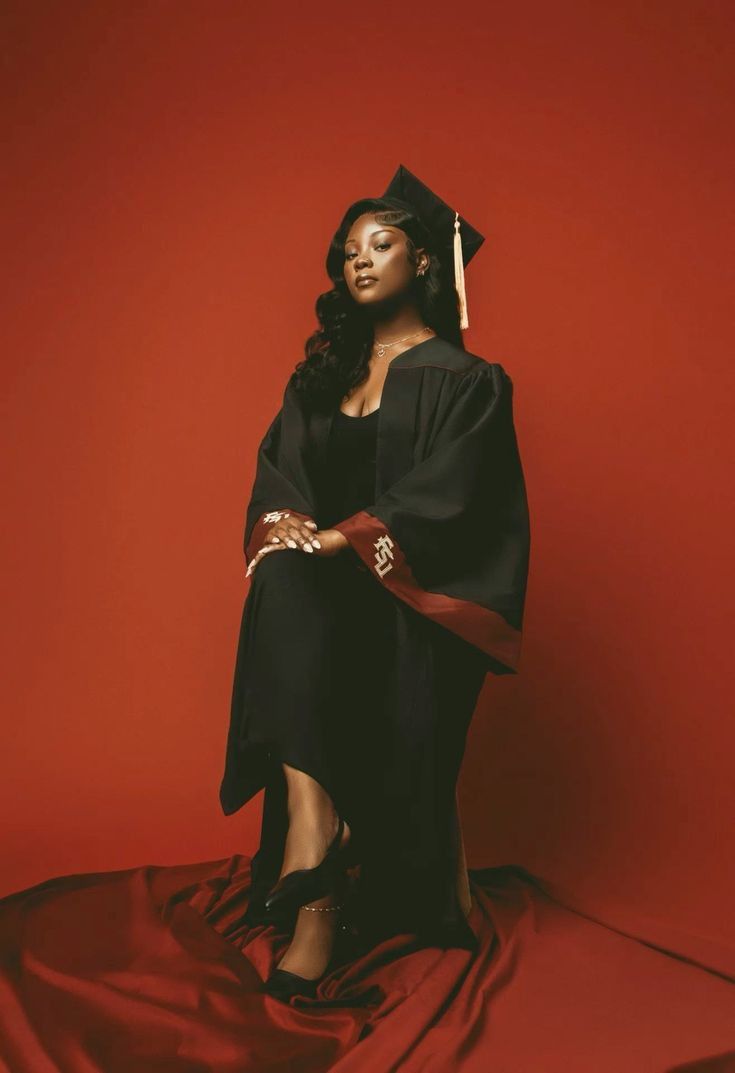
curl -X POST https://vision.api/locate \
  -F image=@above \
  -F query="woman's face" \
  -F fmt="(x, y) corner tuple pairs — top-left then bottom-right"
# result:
(343, 213), (429, 308)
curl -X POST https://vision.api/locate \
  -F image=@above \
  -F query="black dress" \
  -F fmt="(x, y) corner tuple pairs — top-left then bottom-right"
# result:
(221, 403), (484, 950)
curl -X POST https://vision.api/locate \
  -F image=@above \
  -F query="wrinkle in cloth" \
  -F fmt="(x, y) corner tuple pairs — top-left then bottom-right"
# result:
(1, 856), (734, 1072)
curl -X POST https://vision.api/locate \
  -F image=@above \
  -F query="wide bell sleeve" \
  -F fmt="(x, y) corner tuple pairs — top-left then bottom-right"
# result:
(331, 362), (531, 674)
(243, 405), (317, 568)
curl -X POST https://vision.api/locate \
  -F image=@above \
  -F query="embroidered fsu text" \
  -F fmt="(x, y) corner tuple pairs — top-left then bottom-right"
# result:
(373, 533), (395, 577)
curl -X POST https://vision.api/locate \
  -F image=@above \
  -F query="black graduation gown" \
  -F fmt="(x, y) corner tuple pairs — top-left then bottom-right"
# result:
(219, 334), (531, 951)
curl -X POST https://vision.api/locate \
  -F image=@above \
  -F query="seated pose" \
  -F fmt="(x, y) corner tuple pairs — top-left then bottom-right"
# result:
(219, 164), (531, 1002)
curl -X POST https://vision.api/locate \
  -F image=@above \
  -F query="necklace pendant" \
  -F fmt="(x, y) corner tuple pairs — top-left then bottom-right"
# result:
(377, 344), (386, 358)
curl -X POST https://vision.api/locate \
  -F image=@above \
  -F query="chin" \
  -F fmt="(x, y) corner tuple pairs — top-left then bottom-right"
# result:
(355, 286), (403, 309)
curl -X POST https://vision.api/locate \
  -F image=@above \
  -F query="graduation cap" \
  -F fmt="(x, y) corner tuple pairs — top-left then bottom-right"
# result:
(382, 164), (485, 330)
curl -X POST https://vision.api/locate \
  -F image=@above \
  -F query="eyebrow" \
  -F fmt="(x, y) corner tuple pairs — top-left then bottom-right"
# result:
(344, 228), (399, 245)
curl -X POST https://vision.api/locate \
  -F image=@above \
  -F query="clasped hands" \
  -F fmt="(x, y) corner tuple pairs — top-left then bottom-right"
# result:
(245, 512), (349, 577)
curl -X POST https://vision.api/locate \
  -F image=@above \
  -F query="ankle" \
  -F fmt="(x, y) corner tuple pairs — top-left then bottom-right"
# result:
(299, 891), (342, 914)
(287, 800), (338, 834)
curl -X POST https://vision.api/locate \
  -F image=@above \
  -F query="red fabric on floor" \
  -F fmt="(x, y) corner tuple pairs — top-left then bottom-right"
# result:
(0, 856), (733, 1073)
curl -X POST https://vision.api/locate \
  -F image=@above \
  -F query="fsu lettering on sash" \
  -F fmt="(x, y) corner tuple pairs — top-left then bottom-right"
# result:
(373, 533), (395, 577)
(263, 510), (290, 524)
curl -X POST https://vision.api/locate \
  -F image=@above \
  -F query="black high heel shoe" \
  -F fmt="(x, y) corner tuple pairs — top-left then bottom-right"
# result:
(244, 887), (297, 929)
(264, 965), (321, 1001)
(242, 848), (296, 929)
(264, 815), (354, 916)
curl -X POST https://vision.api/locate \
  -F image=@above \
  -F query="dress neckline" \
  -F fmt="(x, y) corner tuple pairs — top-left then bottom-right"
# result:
(336, 406), (380, 419)
(336, 333), (440, 418)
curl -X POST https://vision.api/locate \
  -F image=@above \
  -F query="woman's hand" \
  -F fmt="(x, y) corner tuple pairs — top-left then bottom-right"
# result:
(245, 515), (349, 577)
(246, 512), (318, 577)
(311, 528), (349, 557)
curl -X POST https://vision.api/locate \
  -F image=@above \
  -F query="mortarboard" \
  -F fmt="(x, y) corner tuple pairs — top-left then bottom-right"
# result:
(382, 164), (485, 330)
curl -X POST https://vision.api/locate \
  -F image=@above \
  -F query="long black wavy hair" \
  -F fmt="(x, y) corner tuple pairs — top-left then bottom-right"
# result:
(291, 196), (465, 412)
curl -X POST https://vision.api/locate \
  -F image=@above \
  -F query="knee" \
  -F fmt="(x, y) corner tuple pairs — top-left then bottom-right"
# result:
(250, 547), (326, 587)
(249, 548), (345, 631)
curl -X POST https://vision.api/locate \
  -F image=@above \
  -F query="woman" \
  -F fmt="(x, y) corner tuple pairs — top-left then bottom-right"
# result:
(219, 165), (531, 1002)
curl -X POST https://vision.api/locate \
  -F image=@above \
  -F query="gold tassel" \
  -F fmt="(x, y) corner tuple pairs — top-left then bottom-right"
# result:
(453, 211), (469, 330)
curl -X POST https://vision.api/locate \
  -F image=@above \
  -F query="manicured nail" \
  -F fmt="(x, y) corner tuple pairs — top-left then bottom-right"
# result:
(304, 543), (313, 552)
(287, 540), (297, 548)
(312, 540), (321, 549)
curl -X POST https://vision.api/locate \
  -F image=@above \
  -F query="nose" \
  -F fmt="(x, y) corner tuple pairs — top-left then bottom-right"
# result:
(354, 250), (373, 271)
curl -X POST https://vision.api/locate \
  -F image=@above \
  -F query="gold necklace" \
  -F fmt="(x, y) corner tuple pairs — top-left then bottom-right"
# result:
(373, 326), (433, 359)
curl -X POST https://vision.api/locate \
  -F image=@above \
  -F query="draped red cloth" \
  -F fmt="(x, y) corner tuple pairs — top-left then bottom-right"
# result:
(1, 856), (733, 1073)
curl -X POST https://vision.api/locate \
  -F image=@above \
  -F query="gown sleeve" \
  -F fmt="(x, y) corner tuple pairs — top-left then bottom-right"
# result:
(243, 405), (316, 567)
(331, 361), (530, 674)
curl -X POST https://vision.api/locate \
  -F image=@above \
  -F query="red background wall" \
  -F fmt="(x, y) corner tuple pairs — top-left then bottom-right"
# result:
(2, 2), (733, 947)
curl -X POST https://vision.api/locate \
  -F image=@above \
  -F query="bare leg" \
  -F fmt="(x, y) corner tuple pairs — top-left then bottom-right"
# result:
(275, 762), (351, 979)
(278, 763), (351, 875)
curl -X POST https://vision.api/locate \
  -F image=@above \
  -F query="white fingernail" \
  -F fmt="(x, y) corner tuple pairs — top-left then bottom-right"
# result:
(313, 540), (321, 549)
(304, 543), (313, 552)
(287, 540), (297, 548)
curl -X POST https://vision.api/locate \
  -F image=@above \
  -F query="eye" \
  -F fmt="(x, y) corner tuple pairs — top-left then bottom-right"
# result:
(345, 242), (390, 260)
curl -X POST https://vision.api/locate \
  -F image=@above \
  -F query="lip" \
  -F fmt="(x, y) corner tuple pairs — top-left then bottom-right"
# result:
(356, 276), (378, 288)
